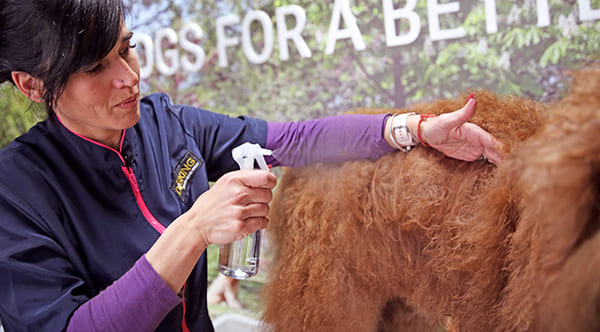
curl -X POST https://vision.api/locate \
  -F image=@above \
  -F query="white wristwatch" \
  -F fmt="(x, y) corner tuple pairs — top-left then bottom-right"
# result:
(390, 112), (417, 152)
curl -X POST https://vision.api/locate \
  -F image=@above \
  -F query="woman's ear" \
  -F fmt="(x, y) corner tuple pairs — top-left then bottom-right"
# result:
(10, 71), (45, 103)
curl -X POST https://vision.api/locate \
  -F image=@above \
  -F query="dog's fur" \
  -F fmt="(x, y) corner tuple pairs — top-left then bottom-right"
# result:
(261, 67), (600, 331)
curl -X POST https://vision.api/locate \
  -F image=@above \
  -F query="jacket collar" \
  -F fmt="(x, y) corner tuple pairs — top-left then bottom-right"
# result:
(47, 113), (138, 169)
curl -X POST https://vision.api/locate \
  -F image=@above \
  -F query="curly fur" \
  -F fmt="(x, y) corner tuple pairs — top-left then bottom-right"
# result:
(261, 67), (600, 331)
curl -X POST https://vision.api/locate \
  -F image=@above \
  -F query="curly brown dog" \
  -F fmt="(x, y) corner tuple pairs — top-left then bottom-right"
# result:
(261, 67), (600, 331)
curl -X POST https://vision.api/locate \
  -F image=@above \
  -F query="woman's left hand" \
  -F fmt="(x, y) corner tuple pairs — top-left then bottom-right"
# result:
(418, 98), (504, 164)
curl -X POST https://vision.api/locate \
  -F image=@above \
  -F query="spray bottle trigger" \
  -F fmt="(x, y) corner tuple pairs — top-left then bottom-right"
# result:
(232, 143), (272, 171)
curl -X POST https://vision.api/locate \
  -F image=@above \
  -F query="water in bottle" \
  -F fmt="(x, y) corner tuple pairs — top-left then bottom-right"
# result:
(218, 230), (261, 279)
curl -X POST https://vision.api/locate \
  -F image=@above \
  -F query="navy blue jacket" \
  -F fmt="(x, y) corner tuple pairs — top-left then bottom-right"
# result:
(0, 93), (267, 331)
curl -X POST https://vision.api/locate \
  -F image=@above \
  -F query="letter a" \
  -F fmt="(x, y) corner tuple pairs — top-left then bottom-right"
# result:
(325, 0), (366, 54)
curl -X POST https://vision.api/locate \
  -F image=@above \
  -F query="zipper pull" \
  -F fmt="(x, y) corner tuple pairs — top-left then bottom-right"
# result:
(123, 153), (133, 168)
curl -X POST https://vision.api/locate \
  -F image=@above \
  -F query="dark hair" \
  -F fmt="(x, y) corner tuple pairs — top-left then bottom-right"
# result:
(0, 0), (125, 118)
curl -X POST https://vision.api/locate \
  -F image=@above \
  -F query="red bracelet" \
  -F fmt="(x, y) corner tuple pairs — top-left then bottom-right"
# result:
(417, 114), (437, 147)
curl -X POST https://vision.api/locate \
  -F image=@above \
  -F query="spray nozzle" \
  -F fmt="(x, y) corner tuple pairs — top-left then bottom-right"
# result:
(232, 142), (272, 171)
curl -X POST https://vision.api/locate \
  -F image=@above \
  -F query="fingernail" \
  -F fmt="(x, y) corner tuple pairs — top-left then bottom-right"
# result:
(467, 93), (475, 102)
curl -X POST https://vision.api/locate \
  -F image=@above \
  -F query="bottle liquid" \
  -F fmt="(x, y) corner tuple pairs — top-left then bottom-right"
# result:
(218, 143), (272, 280)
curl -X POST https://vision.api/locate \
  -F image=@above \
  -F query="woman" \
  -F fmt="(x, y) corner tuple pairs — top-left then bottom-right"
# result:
(0, 0), (502, 331)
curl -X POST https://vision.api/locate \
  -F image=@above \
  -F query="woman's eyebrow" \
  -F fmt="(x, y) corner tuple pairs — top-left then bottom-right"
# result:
(121, 31), (134, 43)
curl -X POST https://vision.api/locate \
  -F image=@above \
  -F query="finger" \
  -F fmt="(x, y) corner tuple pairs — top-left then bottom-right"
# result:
(242, 202), (271, 220)
(242, 216), (270, 234)
(484, 145), (504, 164)
(234, 186), (274, 206)
(438, 98), (477, 129)
(236, 170), (277, 189)
(224, 185), (273, 207)
(245, 187), (273, 205)
(478, 132), (504, 164)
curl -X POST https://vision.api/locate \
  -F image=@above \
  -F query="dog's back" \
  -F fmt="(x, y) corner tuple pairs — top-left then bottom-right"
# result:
(262, 68), (600, 331)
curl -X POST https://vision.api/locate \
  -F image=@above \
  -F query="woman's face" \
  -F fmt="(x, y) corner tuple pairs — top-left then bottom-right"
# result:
(55, 25), (140, 148)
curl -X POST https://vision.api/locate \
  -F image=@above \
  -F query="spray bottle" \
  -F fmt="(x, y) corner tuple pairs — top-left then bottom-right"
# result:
(218, 142), (272, 280)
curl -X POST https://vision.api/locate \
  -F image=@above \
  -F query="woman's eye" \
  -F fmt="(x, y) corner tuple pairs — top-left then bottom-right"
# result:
(85, 63), (103, 74)
(119, 43), (136, 57)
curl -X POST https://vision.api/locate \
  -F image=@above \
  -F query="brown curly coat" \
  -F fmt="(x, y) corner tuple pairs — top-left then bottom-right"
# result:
(261, 67), (600, 331)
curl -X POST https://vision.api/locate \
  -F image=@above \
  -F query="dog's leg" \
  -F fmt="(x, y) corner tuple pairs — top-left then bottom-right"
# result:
(377, 298), (440, 332)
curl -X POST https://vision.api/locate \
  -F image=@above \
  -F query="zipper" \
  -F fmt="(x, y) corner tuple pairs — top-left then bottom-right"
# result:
(55, 114), (166, 235)
(121, 165), (166, 234)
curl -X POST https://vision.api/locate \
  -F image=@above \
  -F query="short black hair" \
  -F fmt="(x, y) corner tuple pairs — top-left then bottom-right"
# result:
(0, 0), (126, 118)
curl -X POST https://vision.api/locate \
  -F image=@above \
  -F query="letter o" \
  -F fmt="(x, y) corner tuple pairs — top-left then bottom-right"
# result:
(131, 33), (154, 79)
(242, 10), (274, 64)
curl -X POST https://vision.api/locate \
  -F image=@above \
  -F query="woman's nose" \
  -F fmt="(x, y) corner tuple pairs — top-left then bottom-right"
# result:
(113, 59), (139, 89)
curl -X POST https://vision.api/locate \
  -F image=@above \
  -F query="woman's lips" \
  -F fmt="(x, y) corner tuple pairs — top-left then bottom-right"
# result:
(116, 94), (138, 109)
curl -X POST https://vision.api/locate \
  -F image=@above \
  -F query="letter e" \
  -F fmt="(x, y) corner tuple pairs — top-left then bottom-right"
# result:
(427, 0), (465, 41)
(579, 0), (600, 20)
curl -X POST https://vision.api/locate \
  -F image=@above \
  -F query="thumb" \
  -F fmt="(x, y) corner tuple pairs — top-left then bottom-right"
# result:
(235, 169), (277, 189)
(439, 97), (477, 129)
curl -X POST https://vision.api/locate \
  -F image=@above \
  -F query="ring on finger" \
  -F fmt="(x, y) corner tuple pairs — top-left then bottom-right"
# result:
(479, 152), (488, 162)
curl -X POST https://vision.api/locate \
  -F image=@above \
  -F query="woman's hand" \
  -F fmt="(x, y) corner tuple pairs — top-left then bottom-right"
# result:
(417, 98), (503, 164)
(145, 169), (277, 293)
(190, 169), (278, 246)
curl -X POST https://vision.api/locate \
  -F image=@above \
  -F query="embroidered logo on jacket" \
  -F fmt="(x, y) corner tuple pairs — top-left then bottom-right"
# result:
(170, 151), (203, 202)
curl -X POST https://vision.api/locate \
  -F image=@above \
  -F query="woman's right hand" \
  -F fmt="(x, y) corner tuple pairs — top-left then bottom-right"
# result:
(145, 169), (277, 293)
(189, 169), (278, 246)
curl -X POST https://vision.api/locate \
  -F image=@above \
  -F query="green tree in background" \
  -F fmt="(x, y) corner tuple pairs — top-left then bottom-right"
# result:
(3, 0), (598, 145)
(0, 84), (41, 148)
(128, 0), (600, 122)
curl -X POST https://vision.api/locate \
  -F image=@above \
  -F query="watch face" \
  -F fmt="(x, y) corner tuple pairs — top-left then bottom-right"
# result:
(393, 126), (412, 144)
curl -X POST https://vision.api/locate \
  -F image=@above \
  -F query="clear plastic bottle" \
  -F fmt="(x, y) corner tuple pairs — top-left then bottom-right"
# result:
(218, 230), (262, 279)
(218, 143), (272, 280)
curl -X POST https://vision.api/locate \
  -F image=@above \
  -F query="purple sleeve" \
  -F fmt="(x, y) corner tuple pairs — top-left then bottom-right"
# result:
(66, 255), (181, 332)
(265, 114), (394, 167)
